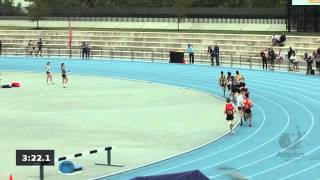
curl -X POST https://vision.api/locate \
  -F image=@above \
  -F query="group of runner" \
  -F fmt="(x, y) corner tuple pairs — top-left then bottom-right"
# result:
(219, 70), (253, 134)
(45, 62), (68, 88)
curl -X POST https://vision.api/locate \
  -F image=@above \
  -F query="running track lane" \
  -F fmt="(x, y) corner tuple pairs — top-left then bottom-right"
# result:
(0, 57), (319, 180)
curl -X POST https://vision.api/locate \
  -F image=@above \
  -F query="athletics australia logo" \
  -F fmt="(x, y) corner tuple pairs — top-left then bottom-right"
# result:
(276, 126), (304, 161)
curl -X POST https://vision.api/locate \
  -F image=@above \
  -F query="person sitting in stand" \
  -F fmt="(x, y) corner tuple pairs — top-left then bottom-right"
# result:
(278, 32), (286, 46)
(271, 34), (280, 46)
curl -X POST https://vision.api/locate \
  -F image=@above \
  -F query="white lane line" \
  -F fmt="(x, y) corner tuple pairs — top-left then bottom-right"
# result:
(5, 58), (318, 179)
(223, 86), (316, 179)
(210, 90), (315, 178)
(146, 100), (267, 176)
(89, 87), (264, 180)
(278, 162), (320, 180)
(203, 92), (290, 172)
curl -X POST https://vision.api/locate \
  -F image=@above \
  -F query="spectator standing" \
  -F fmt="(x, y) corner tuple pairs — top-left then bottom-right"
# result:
(207, 46), (214, 66)
(260, 49), (268, 70)
(288, 47), (296, 71)
(290, 54), (298, 72)
(304, 53), (313, 75)
(268, 48), (276, 70)
(0, 40), (2, 56)
(187, 44), (194, 64)
(35, 38), (43, 57)
(86, 42), (90, 59)
(33, 41), (36, 54)
(81, 42), (87, 59)
(27, 40), (34, 56)
(312, 50), (317, 72)
(213, 44), (220, 66)
(316, 48), (320, 74)
(276, 49), (285, 64)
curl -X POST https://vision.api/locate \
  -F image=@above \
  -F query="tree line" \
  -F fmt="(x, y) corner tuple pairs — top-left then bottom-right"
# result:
(1, 0), (287, 28)
(25, 0), (287, 8)
(0, 0), (23, 15)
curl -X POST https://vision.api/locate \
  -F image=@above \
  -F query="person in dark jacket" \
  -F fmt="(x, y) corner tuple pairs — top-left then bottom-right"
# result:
(81, 41), (87, 59)
(214, 44), (220, 66)
(315, 49), (320, 74)
(86, 42), (90, 59)
(0, 40), (2, 56)
(35, 38), (43, 57)
(288, 47), (296, 71)
(304, 52), (313, 75)
(260, 49), (268, 70)
(279, 32), (286, 46)
(268, 48), (276, 70)
(207, 46), (214, 66)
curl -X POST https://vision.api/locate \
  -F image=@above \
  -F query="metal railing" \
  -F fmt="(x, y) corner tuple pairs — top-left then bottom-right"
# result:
(0, 16), (286, 24)
(0, 46), (317, 74)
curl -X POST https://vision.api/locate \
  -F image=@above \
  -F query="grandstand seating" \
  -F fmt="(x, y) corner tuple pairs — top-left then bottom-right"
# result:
(0, 30), (319, 70)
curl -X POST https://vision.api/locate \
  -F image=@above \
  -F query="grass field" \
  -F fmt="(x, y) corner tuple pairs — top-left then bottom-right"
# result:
(0, 71), (226, 180)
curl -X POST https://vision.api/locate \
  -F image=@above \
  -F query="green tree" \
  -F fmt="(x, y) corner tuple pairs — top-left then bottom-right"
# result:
(2, 0), (14, 7)
(176, 0), (191, 30)
(25, 0), (47, 28)
(15, 2), (23, 14)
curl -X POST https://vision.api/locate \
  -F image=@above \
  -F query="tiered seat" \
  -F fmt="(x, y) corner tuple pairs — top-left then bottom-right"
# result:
(0, 30), (319, 69)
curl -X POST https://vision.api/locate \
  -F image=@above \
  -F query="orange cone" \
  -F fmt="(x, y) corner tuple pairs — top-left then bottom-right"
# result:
(9, 174), (13, 180)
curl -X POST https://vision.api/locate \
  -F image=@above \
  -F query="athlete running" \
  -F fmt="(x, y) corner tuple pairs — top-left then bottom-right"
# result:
(243, 93), (253, 127)
(224, 98), (237, 134)
(219, 71), (227, 97)
(235, 89), (244, 126)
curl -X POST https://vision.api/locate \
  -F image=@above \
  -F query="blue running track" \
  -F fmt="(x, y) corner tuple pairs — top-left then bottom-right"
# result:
(1, 57), (320, 180)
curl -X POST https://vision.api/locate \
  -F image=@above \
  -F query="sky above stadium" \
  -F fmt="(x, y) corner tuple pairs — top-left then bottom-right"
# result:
(14, 0), (30, 7)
